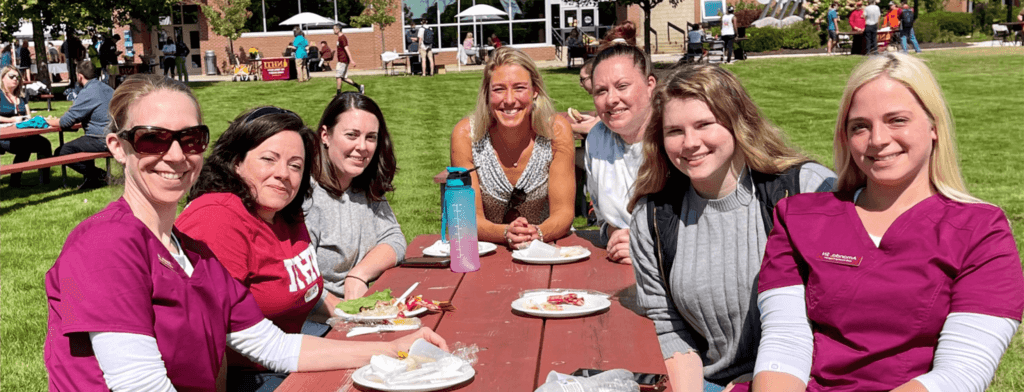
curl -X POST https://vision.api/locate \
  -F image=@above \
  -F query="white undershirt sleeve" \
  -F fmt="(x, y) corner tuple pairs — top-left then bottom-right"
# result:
(227, 319), (303, 373)
(89, 332), (177, 392)
(914, 313), (1020, 392)
(754, 285), (813, 385)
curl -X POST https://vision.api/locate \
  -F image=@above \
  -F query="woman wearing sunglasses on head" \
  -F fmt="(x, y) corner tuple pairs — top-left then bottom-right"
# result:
(1, 65), (52, 187)
(304, 92), (405, 300)
(450, 47), (575, 250)
(627, 65), (837, 392)
(45, 74), (446, 392)
(753, 53), (1023, 392)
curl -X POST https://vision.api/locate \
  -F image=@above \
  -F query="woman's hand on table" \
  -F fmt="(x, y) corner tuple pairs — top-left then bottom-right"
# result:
(606, 227), (632, 265)
(390, 327), (449, 353)
(505, 217), (540, 249)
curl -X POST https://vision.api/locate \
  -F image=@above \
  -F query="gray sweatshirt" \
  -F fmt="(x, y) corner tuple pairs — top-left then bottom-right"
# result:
(629, 163), (836, 383)
(303, 183), (407, 298)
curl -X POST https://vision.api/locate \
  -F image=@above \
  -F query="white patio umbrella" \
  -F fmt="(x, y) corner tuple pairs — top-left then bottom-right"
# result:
(454, 5), (508, 70)
(280, 12), (345, 29)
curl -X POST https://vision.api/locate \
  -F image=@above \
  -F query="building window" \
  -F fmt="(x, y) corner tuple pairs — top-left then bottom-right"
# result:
(405, 0), (550, 49)
(701, 0), (725, 21)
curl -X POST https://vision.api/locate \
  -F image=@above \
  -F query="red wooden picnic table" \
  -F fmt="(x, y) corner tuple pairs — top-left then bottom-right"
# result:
(277, 233), (670, 392)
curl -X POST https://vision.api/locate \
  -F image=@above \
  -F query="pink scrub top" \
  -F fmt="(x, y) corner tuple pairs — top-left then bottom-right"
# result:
(45, 198), (266, 391)
(759, 192), (1024, 391)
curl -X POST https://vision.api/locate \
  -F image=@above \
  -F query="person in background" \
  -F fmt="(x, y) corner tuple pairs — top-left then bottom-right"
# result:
(450, 47), (575, 249)
(752, 52), (1022, 392)
(19, 39), (32, 82)
(489, 33), (503, 59)
(305, 93), (405, 300)
(687, 23), (707, 62)
(884, 2), (902, 44)
(161, 39), (177, 79)
(826, 3), (840, 55)
(62, 34), (85, 89)
(333, 24), (363, 96)
(0, 44), (12, 68)
(175, 38), (190, 84)
(319, 40), (333, 71)
(292, 26), (310, 82)
(99, 34), (121, 88)
(721, 6), (737, 63)
(46, 61), (114, 189)
(44, 74), (447, 392)
(568, 59), (599, 223)
(1, 65), (52, 187)
(629, 64), (836, 392)
(863, 0), (881, 55)
(900, 1), (922, 53)
(418, 20), (435, 77)
(47, 42), (60, 63)
(585, 42), (653, 264)
(463, 32), (479, 64)
(849, 1), (866, 54)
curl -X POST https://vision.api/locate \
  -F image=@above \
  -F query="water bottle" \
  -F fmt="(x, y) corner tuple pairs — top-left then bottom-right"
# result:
(444, 167), (480, 273)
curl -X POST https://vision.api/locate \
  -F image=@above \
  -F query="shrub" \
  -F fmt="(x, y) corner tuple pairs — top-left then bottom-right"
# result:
(919, 11), (974, 36)
(735, 9), (763, 27)
(915, 19), (960, 42)
(744, 22), (822, 52)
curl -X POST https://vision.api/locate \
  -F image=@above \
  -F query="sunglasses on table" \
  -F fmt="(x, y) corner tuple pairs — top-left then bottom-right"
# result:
(118, 125), (211, 155)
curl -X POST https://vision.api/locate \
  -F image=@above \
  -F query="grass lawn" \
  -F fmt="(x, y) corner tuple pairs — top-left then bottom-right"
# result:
(3, 47), (1022, 390)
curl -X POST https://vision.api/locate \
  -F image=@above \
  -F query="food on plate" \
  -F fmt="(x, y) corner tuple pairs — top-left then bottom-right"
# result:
(568, 107), (584, 122)
(559, 246), (587, 258)
(336, 290), (453, 317)
(525, 293), (586, 311)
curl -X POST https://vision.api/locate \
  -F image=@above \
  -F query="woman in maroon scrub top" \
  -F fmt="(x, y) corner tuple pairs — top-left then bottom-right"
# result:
(44, 74), (446, 392)
(752, 53), (1023, 392)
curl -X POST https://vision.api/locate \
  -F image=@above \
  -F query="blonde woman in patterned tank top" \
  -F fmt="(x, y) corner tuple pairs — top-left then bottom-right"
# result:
(450, 47), (575, 250)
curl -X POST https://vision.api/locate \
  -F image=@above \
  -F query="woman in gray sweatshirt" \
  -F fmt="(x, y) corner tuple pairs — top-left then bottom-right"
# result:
(305, 92), (406, 300)
(626, 65), (836, 392)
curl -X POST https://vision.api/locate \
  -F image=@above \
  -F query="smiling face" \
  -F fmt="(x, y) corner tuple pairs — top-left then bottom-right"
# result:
(592, 55), (656, 141)
(2, 69), (19, 93)
(488, 64), (537, 130)
(322, 108), (379, 191)
(113, 90), (204, 208)
(845, 76), (936, 193)
(234, 131), (307, 222)
(663, 97), (745, 199)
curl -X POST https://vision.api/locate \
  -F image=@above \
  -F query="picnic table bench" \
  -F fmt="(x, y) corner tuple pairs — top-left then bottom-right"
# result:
(277, 234), (671, 391)
(0, 124), (112, 186)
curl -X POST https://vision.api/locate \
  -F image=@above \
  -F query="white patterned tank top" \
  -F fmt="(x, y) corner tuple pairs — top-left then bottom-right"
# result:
(471, 132), (553, 224)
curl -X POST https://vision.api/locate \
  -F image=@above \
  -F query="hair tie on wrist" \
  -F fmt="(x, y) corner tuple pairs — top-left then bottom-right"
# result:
(534, 224), (544, 242)
(345, 275), (368, 286)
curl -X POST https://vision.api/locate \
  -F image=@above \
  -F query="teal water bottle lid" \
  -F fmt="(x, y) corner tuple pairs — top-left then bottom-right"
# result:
(445, 166), (476, 187)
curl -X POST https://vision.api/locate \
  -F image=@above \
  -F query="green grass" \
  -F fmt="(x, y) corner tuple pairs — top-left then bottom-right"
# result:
(3, 47), (1023, 390)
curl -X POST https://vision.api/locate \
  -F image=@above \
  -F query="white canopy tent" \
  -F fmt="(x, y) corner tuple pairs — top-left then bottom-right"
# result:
(454, 5), (508, 70)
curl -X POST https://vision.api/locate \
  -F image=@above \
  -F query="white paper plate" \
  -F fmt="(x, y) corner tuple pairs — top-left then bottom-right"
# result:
(511, 248), (591, 264)
(511, 292), (611, 318)
(334, 306), (428, 321)
(422, 240), (497, 257)
(351, 363), (475, 392)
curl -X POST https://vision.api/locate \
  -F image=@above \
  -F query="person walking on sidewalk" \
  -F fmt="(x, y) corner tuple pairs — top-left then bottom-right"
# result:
(175, 39), (190, 84)
(292, 27), (310, 82)
(721, 6), (737, 64)
(900, 2), (921, 53)
(826, 3), (840, 55)
(863, 0), (881, 54)
(333, 24), (364, 95)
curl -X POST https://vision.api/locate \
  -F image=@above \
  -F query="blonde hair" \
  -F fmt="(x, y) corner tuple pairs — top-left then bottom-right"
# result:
(833, 52), (981, 204)
(629, 64), (811, 212)
(469, 47), (556, 141)
(1, 65), (24, 97)
(108, 74), (201, 134)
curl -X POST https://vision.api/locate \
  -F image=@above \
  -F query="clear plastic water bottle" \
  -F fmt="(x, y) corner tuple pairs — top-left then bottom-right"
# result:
(444, 167), (480, 273)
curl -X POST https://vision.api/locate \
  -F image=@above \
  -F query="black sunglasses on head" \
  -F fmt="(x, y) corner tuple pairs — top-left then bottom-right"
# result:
(118, 125), (210, 155)
(241, 106), (300, 125)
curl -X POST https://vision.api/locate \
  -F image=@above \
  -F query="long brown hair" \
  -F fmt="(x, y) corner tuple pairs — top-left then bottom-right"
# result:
(313, 92), (397, 201)
(628, 64), (811, 212)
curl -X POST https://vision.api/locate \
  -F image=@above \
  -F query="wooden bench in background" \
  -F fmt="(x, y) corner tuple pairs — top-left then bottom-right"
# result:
(1, 124), (112, 187)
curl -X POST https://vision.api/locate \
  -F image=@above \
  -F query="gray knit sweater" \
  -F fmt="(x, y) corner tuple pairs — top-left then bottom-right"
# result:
(629, 163), (836, 383)
(303, 183), (407, 298)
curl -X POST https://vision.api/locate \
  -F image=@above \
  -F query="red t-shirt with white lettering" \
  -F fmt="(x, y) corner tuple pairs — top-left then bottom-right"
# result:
(177, 193), (323, 369)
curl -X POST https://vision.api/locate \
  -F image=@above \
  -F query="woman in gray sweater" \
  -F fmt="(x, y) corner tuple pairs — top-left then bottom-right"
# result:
(626, 65), (836, 392)
(305, 92), (406, 299)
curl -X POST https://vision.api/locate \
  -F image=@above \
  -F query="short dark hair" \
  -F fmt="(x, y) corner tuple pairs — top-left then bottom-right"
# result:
(313, 92), (397, 201)
(77, 60), (98, 80)
(189, 106), (317, 225)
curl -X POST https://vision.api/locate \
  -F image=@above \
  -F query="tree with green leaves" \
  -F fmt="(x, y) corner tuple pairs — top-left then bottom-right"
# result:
(351, 0), (400, 68)
(202, 0), (252, 65)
